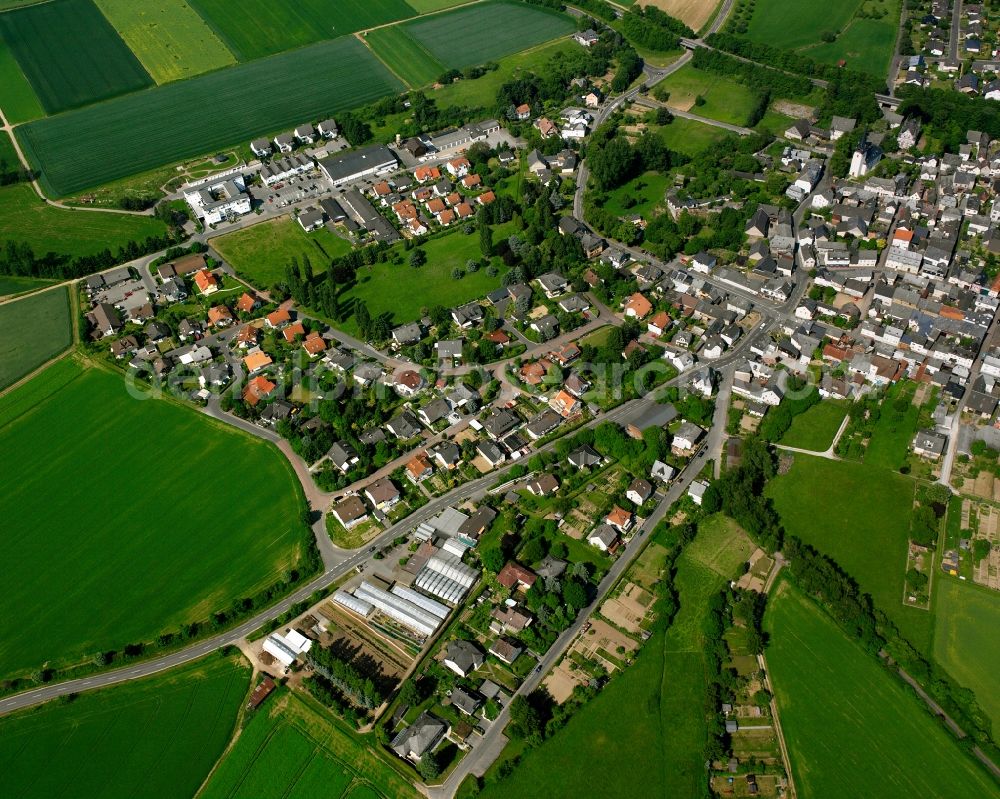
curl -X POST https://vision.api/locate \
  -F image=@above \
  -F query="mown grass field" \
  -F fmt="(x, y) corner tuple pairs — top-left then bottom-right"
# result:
(189, 0), (416, 60)
(766, 581), (1000, 798)
(17, 37), (404, 196)
(655, 116), (730, 155)
(743, 0), (899, 76)
(656, 64), (758, 126)
(933, 579), (1000, 736)
(765, 455), (932, 651)
(0, 286), (71, 390)
(199, 688), (419, 799)
(364, 25), (445, 89)
(744, 0), (864, 50)
(333, 225), (510, 334)
(0, 360), (313, 679)
(0, 654), (249, 799)
(95, 0), (237, 84)
(0, 0), (152, 114)
(0, 183), (169, 256)
(402, 1), (575, 69)
(0, 37), (42, 123)
(779, 399), (847, 451)
(805, 9), (901, 76)
(212, 216), (354, 291)
(480, 517), (746, 798)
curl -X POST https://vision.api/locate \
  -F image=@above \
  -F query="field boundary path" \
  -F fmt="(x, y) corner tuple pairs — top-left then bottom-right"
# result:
(884, 653), (1000, 781)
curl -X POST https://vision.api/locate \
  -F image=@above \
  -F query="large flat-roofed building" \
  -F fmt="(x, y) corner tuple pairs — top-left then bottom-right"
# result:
(184, 174), (251, 224)
(319, 144), (398, 186)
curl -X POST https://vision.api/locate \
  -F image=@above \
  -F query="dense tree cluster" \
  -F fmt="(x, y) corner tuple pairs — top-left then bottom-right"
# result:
(619, 6), (693, 53)
(898, 87), (1000, 153)
(0, 232), (182, 280)
(757, 378), (819, 441)
(701, 437), (782, 551)
(308, 646), (385, 710)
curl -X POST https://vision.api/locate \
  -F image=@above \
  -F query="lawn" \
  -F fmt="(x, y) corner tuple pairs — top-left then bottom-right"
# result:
(212, 216), (354, 291)
(0, 286), (71, 390)
(333, 226), (510, 334)
(364, 25), (446, 89)
(745, 0), (864, 50)
(933, 579), (1000, 736)
(95, 0), (236, 84)
(0, 0), (152, 114)
(765, 455), (932, 652)
(0, 183), (168, 257)
(0, 36), (43, 123)
(656, 115), (730, 156)
(766, 580), (1000, 799)
(864, 381), (920, 470)
(402, 1), (575, 69)
(199, 688), (420, 799)
(0, 654), (250, 799)
(656, 64), (758, 126)
(779, 399), (847, 451)
(0, 360), (314, 679)
(480, 518), (746, 798)
(17, 36), (404, 196)
(188, 0), (416, 60)
(602, 170), (670, 220)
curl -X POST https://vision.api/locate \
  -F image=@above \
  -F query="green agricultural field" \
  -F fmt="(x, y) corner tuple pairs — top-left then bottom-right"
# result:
(0, 37), (42, 123)
(0, 654), (249, 799)
(17, 37), (404, 196)
(656, 64), (757, 126)
(765, 455), (933, 651)
(766, 581), (1000, 798)
(424, 37), (577, 111)
(332, 226), (510, 334)
(199, 688), (420, 799)
(189, 0), (416, 61)
(0, 0), (152, 114)
(744, 0), (863, 50)
(0, 275), (55, 297)
(480, 519), (746, 799)
(933, 579), (1000, 735)
(212, 216), (353, 291)
(779, 400), (847, 451)
(0, 126), (18, 166)
(402, 1), (575, 69)
(0, 183), (168, 257)
(406, 0), (471, 11)
(656, 116), (730, 155)
(364, 26), (446, 89)
(95, 0), (237, 84)
(0, 286), (71, 390)
(0, 360), (314, 678)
